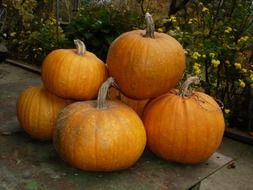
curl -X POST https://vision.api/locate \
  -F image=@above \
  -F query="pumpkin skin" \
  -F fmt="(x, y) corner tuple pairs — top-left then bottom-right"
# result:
(108, 87), (149, 117)
(106, 27), (185, 99)
(53, 100), (147, 171)
(142, 91), (225, 164)
(16, 86), (71, 140)
(41, 40), (107, 100)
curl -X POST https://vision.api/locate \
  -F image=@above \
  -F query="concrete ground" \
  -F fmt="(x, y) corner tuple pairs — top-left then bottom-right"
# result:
(201, 137), (253, 190)
(1, 61), (253, 189)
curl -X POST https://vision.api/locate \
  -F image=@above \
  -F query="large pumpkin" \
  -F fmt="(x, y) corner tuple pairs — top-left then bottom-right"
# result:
(53, 77), (147, 171)
(142, 77), (225, 164)
(108, 87), (149, 117)
(16, 86), (71, 140)
(106, 13), (185, 99)
(41, 39), (107, 100)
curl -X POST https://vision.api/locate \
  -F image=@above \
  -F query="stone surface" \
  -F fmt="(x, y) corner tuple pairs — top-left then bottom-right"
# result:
(201, 137), (253, 190)
(1, 62), (252, 190)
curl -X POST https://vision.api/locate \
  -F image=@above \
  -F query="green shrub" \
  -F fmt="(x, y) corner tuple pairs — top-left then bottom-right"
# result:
(157, 0), (253, 130)
(66, 2), (143, 61)
(16, 16), (67, 65)
(2, 0), (68, 65)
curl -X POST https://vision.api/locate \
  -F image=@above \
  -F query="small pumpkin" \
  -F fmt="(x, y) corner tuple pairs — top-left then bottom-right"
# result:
(41, 39), (107, 100)
(53, 77), (147, 171)
(16, 86), (72, 140)
(142, 76), (225, 164)
(108, 86), (149, 117)
(106, 13), (185, 99)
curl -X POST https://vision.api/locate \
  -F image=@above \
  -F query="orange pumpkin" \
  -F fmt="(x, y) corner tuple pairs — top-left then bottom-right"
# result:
(16, 86), (71, 140)
(142, 77), (225, 164)
(106, 13), (185, 99)
(108, 87), (149, 117)
(41, 39), (107, 100)
(53, 77), (147, 171)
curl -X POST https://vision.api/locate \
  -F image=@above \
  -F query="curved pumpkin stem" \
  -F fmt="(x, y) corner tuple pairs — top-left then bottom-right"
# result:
(97, 77), (116, 109)
(144, 12), (155, 39)
(180, 76), (200, 97)
(74, 39), (86, 56)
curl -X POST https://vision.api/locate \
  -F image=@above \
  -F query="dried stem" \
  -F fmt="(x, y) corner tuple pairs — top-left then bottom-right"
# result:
(97, 77), (115, 109)
(180, 76), (200, 97)
(144, 12), (155, 38)
(74, 39), (86, 56)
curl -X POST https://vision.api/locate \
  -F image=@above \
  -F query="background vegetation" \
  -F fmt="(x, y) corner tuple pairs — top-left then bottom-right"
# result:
(1, 0), (253, 131)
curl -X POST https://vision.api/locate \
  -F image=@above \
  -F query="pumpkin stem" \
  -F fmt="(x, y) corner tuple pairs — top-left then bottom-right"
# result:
(144, 12), (155, 39)
(74, 39), (86, 56)
(97, 77), (116, 109)
(180, 76), (200, 97)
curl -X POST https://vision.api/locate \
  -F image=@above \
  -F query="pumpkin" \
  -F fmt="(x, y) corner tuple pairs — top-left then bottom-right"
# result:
(108, 86), (149, 117)
(16, 86), (71, 140)
(53, 77), (147, 171)
(106, 13), (185, 99)
(41, 39), (107, 100)
(142, 76), (225, 164)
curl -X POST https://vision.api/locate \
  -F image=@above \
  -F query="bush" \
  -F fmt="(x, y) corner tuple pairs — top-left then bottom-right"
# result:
(157, 0), (253, 130)
(2, 0), (143, 63)
(65, 2), (143, 61)
(2, 0), (68, 65)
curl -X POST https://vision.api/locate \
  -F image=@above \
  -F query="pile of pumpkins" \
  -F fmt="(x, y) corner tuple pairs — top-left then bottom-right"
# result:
(16, 13), (225, 172)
